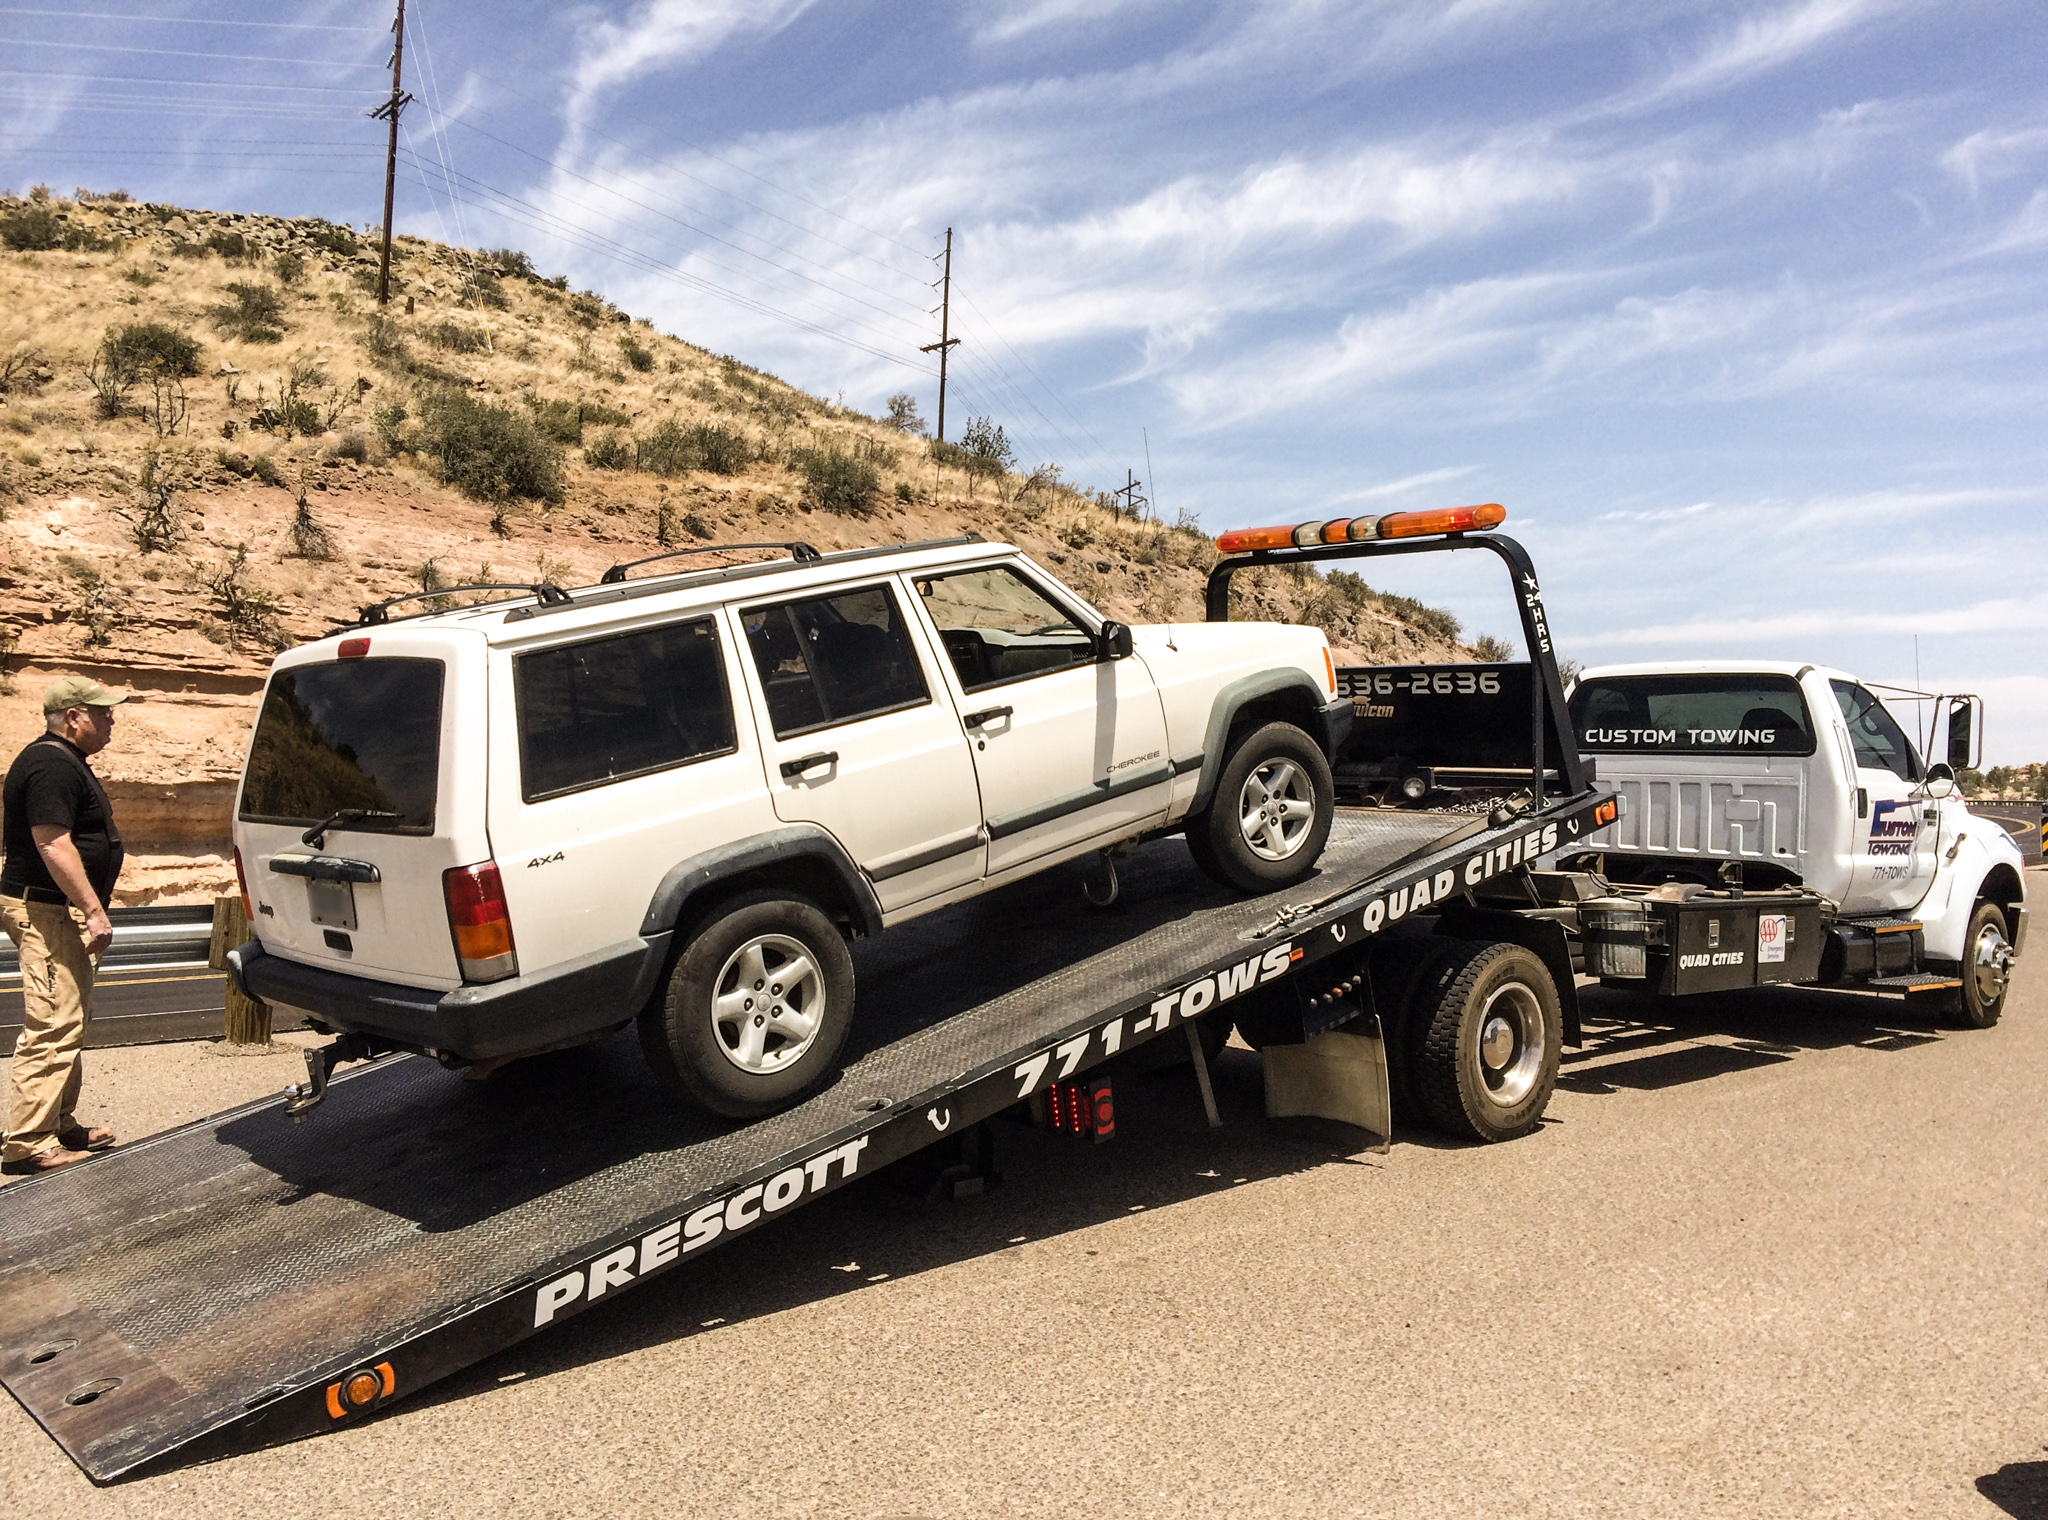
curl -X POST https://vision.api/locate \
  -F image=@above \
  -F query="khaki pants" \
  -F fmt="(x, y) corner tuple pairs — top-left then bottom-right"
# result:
(2, 896), (96, 1162)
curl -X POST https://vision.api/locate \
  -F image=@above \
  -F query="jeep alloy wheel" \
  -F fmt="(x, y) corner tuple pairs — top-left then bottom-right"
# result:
(641, 890), (856, 1118)
(1188, 721), (1335, 893)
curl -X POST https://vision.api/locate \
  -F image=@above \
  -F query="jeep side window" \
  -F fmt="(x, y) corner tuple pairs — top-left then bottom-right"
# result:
(514, 617), (738, 801)
(1831, 680), (1920, 782)
(912, 565), (1095, 691)
(743, 584), (930, 738)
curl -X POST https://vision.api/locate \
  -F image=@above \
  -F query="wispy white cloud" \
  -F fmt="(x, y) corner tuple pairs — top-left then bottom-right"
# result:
(561, 0), (817, 133)
(970, 0), (1172, 45)
(1627, 0), (1902, 111)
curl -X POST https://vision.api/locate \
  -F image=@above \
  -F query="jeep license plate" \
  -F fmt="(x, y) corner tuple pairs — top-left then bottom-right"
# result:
(307, 878), (357, 931)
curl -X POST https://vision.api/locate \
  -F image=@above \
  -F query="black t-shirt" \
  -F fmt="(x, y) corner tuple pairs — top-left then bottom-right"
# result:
(1, 735), (124, 905)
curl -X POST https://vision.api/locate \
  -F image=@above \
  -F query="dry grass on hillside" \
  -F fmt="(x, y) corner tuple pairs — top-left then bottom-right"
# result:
(0, 190), (1489, 898)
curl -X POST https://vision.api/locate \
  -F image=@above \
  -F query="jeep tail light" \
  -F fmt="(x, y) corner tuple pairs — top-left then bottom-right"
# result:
(338, 637), (371, 659)
(443, 861), (518, 983)
(1216, 503), (1505, 554)
(232, 846), (255, 922)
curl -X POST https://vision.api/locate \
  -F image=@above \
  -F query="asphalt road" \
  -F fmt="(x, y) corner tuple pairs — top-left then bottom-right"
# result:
(4, 884), (2046, 1519)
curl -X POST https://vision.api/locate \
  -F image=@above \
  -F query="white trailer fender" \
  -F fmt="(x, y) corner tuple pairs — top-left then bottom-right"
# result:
(1916, 825), (2028, 962)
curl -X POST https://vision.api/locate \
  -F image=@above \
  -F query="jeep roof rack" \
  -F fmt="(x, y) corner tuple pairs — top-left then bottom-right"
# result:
(600, 541), (821, 584)
(352, 582), (571, 628)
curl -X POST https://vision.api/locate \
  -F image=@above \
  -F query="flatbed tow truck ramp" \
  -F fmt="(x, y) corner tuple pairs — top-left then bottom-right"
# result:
(0, 793), (1598, 1483)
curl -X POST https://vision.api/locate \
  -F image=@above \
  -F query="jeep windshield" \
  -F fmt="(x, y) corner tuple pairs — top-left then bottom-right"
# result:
(239, 658), (445, 832)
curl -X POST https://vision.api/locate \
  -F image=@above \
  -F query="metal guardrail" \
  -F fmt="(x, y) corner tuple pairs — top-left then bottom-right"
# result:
(0, 903), (216, 978)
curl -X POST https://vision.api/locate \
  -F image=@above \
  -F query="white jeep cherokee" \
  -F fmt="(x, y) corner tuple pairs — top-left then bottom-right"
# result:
(229, 536), (1350, 1116)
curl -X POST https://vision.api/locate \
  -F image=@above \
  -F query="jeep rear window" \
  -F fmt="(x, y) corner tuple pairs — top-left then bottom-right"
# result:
(515, 617), (737, 801)
(1569, 675), (1816, 756)
(240, 659), (444, 830)
(743, 584), (930, 738)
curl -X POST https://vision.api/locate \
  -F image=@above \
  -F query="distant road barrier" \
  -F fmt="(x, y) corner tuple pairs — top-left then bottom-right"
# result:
(1968, 800), (2043, 865)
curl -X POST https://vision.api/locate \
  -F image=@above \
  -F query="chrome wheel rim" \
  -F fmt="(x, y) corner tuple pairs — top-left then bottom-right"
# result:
(711, 933), (824, 1075)
(1237, 758), (1315, 861)
(1969, 920), (2012, 1007)
(1475, 982), (1544, 1109)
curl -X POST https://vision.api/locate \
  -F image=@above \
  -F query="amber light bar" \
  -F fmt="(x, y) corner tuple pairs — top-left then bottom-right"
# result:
(1215, 503), (1506, 554)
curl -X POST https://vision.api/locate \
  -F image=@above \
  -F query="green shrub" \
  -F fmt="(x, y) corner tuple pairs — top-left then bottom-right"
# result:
(568, 292), (606, 328)
(414, 386), (565, 505)
(305, 222), (358, 258)
(107, 321), (201, 378)
(482, 248), (533, 280)
(526, 396), (584, 445)
(0, 203), (62, 251)
(460, 270), (509, 309)
(273, 249), (305, 285)
(584, 432), (632, 470)
(582, 400), (630, 428)
(637, 419), (750, 477)
(420, 320), (489, 354)
(331, 429), (371, 464)
(619, 333), (655, 372)
(361, 314), (411, 373)
(251, 453), (285, 487)
(205, 229), (253, 262)
(792, 447), (879, 516)
(211, 282), (286, 343)
(121, 265), (155, 288)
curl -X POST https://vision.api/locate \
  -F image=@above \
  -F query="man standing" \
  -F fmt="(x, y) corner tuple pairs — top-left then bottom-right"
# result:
(1, 676), (127, 1175)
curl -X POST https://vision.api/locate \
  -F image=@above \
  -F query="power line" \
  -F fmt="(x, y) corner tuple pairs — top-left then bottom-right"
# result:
(394, 148), (940, 374)
(412, 101), (930, 338)
(458, 66), (930, 277)
(0, 67), (382, 93)
(0, 6), (384, 29)
(416, 101), (932, 320)
(396, 148), (930, 355)
(0, 36), (383, 68)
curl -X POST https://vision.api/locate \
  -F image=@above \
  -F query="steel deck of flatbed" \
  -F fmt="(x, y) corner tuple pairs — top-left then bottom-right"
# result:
(0, 796), (1606, 1481)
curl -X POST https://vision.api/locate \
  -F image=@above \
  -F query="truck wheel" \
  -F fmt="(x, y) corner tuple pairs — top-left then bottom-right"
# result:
(1951, 900), (2014, 1030)
(1188, 722), (1335, 892)
(1409, 941), (1561, 1143)
(639, 890), (856, 1118)
(1372, 935), (1463, 1123)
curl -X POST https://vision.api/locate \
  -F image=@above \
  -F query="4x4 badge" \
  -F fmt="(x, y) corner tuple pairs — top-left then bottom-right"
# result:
(527, 852), (565, 868)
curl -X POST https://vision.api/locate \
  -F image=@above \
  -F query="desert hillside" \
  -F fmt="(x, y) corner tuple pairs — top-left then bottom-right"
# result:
(0, 189), (1482, 902)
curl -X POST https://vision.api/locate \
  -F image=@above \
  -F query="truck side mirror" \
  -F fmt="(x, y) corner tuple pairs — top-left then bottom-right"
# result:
(1098, 621), (1134, 660)
(1924, 762), (1956, 801)
(1946, 698), (1973, 772)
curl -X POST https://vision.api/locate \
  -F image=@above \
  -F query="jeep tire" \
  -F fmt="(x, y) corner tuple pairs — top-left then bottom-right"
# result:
(1187, 721), (1335, 893)
(1408, 940), (1561, 1143)
(641, 890), (856, 1118)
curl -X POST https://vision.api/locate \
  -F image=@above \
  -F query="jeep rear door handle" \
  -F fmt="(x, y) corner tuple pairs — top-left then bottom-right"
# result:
(963, 706), (1014, 729)
(779, 751), (838, 779)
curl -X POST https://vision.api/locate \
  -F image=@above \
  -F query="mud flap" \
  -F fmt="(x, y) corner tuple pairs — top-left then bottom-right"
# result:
(1261, 1015), (1392, 1154)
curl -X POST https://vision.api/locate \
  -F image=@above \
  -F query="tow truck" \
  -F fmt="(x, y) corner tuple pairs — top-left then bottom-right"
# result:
(0, 503), (1823, 1482)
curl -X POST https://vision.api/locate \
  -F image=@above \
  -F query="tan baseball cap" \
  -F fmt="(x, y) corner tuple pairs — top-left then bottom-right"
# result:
(43, 675), (131, 713)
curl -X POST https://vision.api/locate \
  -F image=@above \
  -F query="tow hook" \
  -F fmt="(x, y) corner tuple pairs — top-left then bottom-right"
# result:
(284, 1033), (380, 1122)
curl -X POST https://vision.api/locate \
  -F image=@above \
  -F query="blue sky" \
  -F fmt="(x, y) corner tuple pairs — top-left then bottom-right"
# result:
(6, 0), (2047, 761)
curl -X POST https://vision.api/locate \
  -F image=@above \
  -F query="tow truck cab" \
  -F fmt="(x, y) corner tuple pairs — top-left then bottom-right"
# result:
(1564, 661), (2026, 1002)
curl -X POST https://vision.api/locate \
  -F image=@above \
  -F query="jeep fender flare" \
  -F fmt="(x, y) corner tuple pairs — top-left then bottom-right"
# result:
(639, 825), (884, 942)
(1187, 670), (1348, 816)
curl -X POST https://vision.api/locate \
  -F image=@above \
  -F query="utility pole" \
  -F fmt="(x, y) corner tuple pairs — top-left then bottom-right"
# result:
(369, 0), (412, 307)
(1111, 469), (1147, 521)
(919, 227), (960, 441)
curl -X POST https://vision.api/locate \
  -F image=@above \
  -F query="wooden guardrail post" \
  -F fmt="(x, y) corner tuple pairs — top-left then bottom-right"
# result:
(209, 894), (272, 1046)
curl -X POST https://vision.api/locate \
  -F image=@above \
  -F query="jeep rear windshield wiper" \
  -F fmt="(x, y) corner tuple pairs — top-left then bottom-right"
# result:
(301, 808), (400, 848)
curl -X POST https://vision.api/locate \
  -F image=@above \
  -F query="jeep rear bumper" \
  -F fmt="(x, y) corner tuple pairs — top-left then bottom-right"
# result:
(229, 934), (673, 1061)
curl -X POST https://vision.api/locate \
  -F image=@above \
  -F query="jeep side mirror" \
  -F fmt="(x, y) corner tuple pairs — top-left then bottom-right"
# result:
(1924, 762), (1956, 801)
(1946, 698), (1973, 772)
(1099, 621), (1134, 660)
